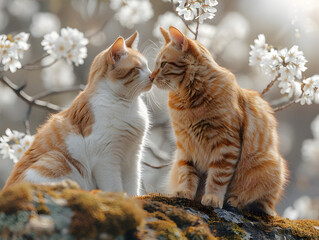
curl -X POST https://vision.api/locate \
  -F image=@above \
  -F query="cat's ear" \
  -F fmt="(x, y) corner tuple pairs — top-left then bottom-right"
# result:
(160, 27), (170, 44)
(125, 31), (139, 49)
(168, 26), (188, 52)
(109, 36), (127, 63)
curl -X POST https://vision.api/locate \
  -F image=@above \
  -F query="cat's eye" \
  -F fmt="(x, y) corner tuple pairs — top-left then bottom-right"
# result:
(161, 62), (167, 68)
(135, 66), (142, 70)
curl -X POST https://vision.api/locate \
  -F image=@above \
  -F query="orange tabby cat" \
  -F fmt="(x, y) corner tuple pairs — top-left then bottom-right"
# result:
(3, 32), (152, 194)
(151, 26), (288, 215)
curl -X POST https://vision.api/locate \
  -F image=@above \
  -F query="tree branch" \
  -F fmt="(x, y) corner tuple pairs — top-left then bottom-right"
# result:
(0, 76), (63, 112)
(22, 58), (58, 71)
(24, 105), (32, 135)
(33, 84), (86, 100)
(194, 10), (200, 40)
(273, 99), (296, 112)
(261, 75), (279, 96)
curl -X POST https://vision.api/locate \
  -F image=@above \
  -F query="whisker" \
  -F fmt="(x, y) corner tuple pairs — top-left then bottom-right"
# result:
(150, 88), (161, 110)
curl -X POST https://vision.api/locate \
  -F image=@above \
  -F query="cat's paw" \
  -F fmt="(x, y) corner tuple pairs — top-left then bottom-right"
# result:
(201, 194), (224, 208)
(227, 196), (240, 208)
(172, 190), (195, 200)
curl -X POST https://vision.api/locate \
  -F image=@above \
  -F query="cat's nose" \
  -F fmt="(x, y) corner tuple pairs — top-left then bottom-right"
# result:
(150, 73), (155, 82)
(150, 71), (157, 82)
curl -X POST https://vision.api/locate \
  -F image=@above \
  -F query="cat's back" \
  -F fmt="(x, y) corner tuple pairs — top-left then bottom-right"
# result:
(239, 88), (277, 129)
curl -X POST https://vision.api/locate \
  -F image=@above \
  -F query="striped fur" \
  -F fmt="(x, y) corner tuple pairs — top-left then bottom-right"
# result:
(3, 32), (152, 195)
(151, 27), (288, 215)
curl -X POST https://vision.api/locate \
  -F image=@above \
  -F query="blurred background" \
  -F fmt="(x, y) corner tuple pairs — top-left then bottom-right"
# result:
(0, 0), (318, 218)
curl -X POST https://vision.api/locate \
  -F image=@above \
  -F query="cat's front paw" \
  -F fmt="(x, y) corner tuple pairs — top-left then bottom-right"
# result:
(227, 196), (240, 208)
(172, 190), (195, 200)
(201, 194), (224, 208)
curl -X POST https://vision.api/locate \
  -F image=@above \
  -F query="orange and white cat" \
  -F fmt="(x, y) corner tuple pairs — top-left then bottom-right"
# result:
(151, 26), (288, 215)
(3, 32), (152, 195)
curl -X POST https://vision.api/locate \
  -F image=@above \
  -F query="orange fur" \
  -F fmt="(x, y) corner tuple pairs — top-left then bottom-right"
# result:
(3, 32), (148, 191)
(152, 27), (288, 215)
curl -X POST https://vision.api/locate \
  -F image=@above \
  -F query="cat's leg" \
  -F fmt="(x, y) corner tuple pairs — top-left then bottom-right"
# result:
(202, 140), (241, 208)
(93, 158), (123, 192)
(168, 149), (199, 200)
(122, 156), (141, 196)
(226, 154), (286, 216)
(24, 151), (71, 184)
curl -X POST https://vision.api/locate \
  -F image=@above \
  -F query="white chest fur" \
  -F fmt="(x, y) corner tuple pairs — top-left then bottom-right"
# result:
(65, 81), (149, 194)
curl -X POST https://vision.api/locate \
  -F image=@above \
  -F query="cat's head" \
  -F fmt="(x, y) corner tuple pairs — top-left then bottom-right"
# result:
(151, 26), (208, 90)
(88, 32), (152, 99)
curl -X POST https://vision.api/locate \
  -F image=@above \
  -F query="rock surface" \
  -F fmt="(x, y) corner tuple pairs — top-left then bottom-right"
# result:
(0, 180), (318, 239)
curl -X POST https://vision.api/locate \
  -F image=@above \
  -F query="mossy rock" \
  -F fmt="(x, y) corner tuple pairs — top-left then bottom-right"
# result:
(0, 180), (318, 240)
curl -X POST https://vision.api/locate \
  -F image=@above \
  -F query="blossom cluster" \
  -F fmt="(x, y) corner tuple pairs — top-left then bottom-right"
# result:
(111, 0), (154, 29)
(176, 0), (218, 23)
(41, 27), (88, 66)
(0, 32), (30, 73)
(0, 129), (34, 163)
(249, 34), (319, 105)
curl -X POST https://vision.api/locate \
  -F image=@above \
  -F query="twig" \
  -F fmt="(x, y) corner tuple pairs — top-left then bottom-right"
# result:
(0, 76), (63, 112)
(22, 58), (58, 71)
(273, 99), (295, 112)
(261, 75), (279, 96)
(22, 53), (50, 68)
(142, 161), (170, 169)
(170, 0), (196, 36)
(194, 9), (200, 40)
(33, 84), (86, 100)
(24, 105), (32, 135)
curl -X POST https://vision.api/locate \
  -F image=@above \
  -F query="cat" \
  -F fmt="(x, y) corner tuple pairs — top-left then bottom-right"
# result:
(150, 26), (288, 215)
(3, 32), (152, 196)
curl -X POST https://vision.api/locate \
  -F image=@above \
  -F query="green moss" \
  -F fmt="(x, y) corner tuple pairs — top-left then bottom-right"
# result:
(147, 219), (185, 240)
(0, 211), (30, 233)
(139, 194), (220, 222)
(268, 216), (319, 239)
(1, 183), (319, 240)
(184, 225), (217, 240)
(96, 191), (145, 237)
(36, 192), (51, 215)
(0, 183), (34, 214)
(231, 223), (246, 240)
(61, 189), (145, 239)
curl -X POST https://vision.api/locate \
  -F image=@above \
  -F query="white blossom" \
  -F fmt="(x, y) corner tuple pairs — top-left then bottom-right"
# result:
(303, 77), (316, 97)
(0, 129), (34, 163)
(0, 33), (30, 73)
(1, 128), (24, 143)
(0, 142), (16, 162)
(30, 12), (61, 38)
(249, 34), (268, 66)
(249, 34), (316, 105)
(11, 143), (25, 162)
(176, 0), (218, 23)
(41, 27), (88, 66)
(296, 94), (313, 105)
(114, 0), (154, 29)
